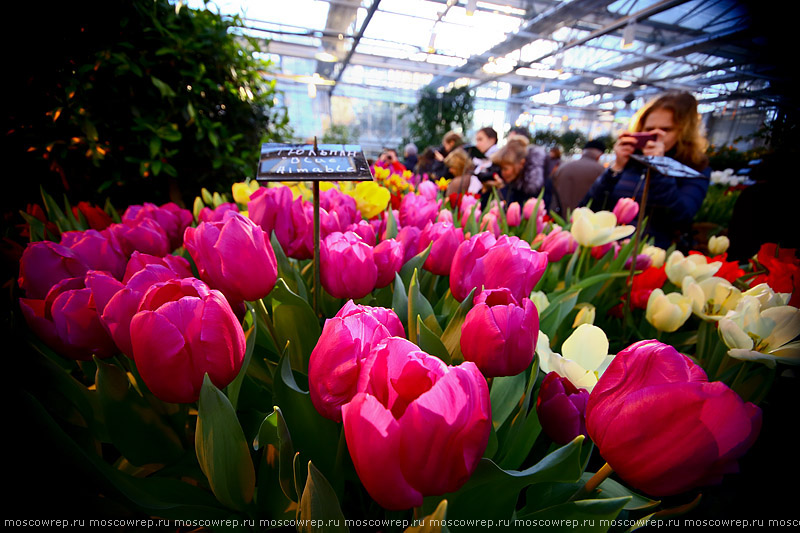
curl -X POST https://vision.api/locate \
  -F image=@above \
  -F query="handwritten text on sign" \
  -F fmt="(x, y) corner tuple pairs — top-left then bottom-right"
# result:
(257, 143), (372, 182)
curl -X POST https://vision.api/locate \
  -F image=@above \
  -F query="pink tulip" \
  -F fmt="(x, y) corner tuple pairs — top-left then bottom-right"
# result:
(624, 253), (653, 271)
(122, 202), (193, 251)
(342, 337), (491, 510)
(536, 372), (589, 445)
(309, 301), (404, 422)
(591, 241), (620, 260)
(87, 265), (185, 357)
(399, 193), (438, 230)
(60, 229), (128, 280)
(18, 240), (88, 300)
(20, 275), (117, 361)
(437, 209), (453, 224)
(480, 213), (500, 237)
(506, 202), (522, 227)
(320, 232), (377, 299)
(459, 195), (480, 228)
(105, 218), (171, 258)
(320, 188), (358, 228)
(130, 278), (246, 403)
(184, 213), (277, 303)
(248, 186), (313, 259)
(460, 288), (538, 377)
(417, 180), (438, 201)
(586, 339), (762, 497)
(417, 221), (465, 276)
(450, 233), (548, 303)
(373, 239), (404, 288)
(540, 226), (578, 262)
(122, 251), (192, 283)
(347, 221), (377, 246)
(523, 197), (545, 220)
(613, 197), (639, 225)
(396, 226), (422, 264)
(198, 203), (239, 223)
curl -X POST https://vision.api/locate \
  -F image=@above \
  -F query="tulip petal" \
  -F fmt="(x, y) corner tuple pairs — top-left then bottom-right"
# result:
(562, 324), (608, 372)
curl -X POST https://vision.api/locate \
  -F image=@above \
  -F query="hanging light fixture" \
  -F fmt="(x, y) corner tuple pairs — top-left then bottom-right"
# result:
(622, 22), (636, 49)
(466, 0), (478, 16)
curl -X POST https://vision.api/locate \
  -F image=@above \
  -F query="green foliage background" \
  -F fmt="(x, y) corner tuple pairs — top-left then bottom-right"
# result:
(6, 0), (291, 211)
(407, 86), (474, 152)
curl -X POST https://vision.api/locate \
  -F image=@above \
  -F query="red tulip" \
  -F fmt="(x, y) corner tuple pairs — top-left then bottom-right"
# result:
(320, 232), (377, 300)
(184, 213), (277, 303)
(309, 301), (404, 422)
(460, 288), (538, 377)
(73, 201), (113, 230)
(342, 337), (491, 510)
(586, 339), (762, 497)
(130, 278), (246, 403)
(536, 372), (589, 445)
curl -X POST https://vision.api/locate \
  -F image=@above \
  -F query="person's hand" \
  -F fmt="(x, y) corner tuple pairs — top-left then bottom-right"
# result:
(481, 173), (504, 193)
(642, 128), (666, 157)
(434, 150), (444, 162)
(612, 132), (637, 171)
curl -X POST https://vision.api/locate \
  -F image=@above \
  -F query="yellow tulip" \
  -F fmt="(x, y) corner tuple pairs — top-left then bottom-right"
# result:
(232, 180), (260, 205)
(347, 181), (391, 219)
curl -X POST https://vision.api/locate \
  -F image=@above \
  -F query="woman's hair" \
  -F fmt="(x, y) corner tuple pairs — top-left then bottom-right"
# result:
(491, 139), (528, 167)
(443, 131), (464, 147)
(549, 146), (561, 158)
(631, 92), (708, 170)
(478, 126), (498, 143)
(444, 147), (473, 177)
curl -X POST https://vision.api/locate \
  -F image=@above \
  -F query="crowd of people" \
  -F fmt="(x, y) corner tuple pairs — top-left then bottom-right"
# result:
(372, 91), (713, 251)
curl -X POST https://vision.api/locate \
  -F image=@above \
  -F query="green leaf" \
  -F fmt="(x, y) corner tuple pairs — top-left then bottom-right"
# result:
(298, 461), (349, 533)
(272, 406), (299, 503)
(518, 497), (631, 532)
(195, 375), (256, 511)
(271, 278), (321, 375)
(521, 189), (546, 243)
(578, 472), (660, 511)
(392, 273), (409, 336)
(149, 136), (162, 158)
(490, 372), (526, 429)
(495, 405), (542, 471)
(226, 305), (256, 409)
(19, 210), (46, 242)
(408, 268), (440, 345)
(156, 124), (182, 142)
(40, 186), (75, 233)
(465, 202), (480, 236)
(385, 205), (398, 239)
(538, 291), (580, 338)
(151, 75), (176, 98)
(439, 287), (475, 363)
(400, 242), (432, 290)
(94, 358), (183, 466)
(417, 316), (451, 364)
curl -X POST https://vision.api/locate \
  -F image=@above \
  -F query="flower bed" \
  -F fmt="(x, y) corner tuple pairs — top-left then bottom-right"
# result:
(9, 174), (799, 528)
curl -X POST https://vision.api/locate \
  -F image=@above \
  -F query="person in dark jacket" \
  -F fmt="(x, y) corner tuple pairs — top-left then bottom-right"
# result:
(580, 92), (711, 249)
(480, 139), (535, 208)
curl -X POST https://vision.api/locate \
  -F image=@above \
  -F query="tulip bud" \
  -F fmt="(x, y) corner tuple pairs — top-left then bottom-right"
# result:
(437, 209), (454, 224)
(536, 372), (590, 445)
(198, 203), (238, 223)
(571, 207), (634, 248)
(612, 197), (639, 225)
(624, 253), (653, 271)
(122, 202), (193, 252)
(540, 226), (578, 262)
(130, 278), (246, 403)
(586, 339), (762, 497)
(373, 239), (404, 288)
(184, 213), (278, 304)
(480, 213), (500, 237)
(417, 180), (438, 201)
(506, 202), (522, 227)
(641, 245), (667, 268)
(342, 337), (490, 510)
(320, 232), (378, 300)
(461, 289), (538, 377)
(708, 235), (730, 255)
(645, 288), (692, 332)
(418, 221), (465, 276)
(572, 303), (596, 328)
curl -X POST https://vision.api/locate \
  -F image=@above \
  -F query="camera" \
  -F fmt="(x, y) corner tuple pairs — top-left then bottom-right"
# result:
(623, 132), (658, 150)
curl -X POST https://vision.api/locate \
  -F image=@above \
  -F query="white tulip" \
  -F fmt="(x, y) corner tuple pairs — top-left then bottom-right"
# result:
(536, 324), (614, 392)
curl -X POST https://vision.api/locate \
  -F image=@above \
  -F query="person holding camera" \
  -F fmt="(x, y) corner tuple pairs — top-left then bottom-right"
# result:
(478, 139), (535, 209)
(580, 92), (711, 249)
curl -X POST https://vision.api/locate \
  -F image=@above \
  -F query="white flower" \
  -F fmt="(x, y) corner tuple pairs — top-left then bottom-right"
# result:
(641, 245), (666, 268)
(719, 295), (800, 367)
(665, 250), (721, 287)
(529, 290), (550, 314)
(742, 283), (791, 309)
(682, 275), (742, 322)
(570, 207), (635, 248)
(572, 303), (596, 327)
(536, 324), (614, 392)
(645, 288), (693, 332)
(708, 235), (730, 255)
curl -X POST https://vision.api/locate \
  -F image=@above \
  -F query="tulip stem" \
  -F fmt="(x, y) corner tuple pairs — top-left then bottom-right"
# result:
(569, 462), (614, 501)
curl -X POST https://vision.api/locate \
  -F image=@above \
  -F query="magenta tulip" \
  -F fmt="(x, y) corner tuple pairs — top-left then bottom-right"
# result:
(122, 251), (192, 283)
(18, 240), (88, 300)
(590, 240), (620, 260)
(396, 226), (422, 264)
(480, 212), (500, 237)
(198, 203), (239, 223)
(342, 337), (491, 510)
(123, 202), (193, 251)
(105, 218), (170, 258)
(437, 209), (453, 224)
(320, 232), (377, 299)
(129, 278), (246, 404)
(417, 221), (465, 276)
(450, 233), (548, 303)
(373, 239), (404, 288)
(184, 213), (277, 303)
(506, 202), (522, 227)
(417, 180), (438, 201)
(248, 186), (313, 259)
(320, 188), (358, 228)
(586, 339), (762, 497)
(347, 221), (377, 246)
(536, 372), (589, 445)
(460, 288), (538, 377)
(309, 301), (404, 422)
(20, 276), (117, 361)
(87, 265), (184, 357)
(399, 193), (438, 230)
(60, 229), (127, 280)
(540, 226), (578, 262)
(613, 197), (639, 225)
(624, 253), (653, 271)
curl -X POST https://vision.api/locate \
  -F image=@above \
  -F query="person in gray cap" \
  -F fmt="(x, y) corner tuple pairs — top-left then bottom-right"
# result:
(552, 139), (607, 214)
(403, 143), (418, 173)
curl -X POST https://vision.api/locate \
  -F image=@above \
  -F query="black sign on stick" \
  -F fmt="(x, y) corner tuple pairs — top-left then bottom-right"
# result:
(256, 143), (373, 182)
(629, 155), (706, 179)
